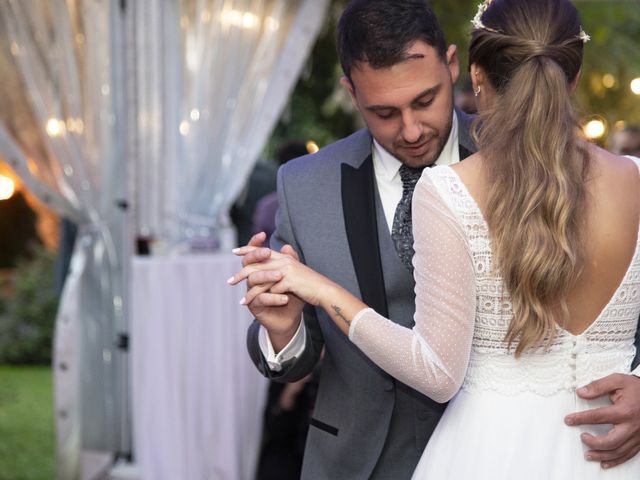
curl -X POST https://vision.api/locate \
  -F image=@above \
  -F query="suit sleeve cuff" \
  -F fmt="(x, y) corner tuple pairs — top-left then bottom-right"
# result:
(258, 319), (306, 372)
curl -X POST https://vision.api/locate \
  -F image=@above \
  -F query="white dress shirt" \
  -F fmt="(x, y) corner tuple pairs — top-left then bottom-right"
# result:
(259, 113), (461, 371)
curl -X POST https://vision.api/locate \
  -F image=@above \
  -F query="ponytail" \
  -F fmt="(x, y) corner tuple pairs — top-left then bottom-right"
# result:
(470, 28), (589, 355)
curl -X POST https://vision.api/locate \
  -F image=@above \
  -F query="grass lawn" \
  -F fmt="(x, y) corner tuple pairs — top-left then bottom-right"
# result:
(0, 365), (55, 480)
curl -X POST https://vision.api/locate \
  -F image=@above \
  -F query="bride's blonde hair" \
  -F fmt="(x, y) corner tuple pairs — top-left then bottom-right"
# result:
(469, 0), (590, 356)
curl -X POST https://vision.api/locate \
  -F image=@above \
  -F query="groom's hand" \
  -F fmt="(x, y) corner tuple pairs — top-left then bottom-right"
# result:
(564, 373), (640, 468)
(234, 233), (305, 352)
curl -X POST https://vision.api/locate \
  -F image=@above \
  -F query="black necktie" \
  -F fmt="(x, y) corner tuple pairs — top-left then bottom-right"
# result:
(391, 164), (425, 272)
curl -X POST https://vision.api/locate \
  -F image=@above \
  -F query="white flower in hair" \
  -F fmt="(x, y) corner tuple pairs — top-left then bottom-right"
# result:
(471, 0), (590, 44)
(578, 28), (590, 43)
(471, 0), (499, 33)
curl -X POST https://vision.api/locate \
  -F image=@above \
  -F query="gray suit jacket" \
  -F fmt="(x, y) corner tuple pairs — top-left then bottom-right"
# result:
(247, 110), (477, 479)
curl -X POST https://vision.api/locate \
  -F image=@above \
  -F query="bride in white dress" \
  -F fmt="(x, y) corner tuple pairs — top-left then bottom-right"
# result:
(231, 0), (640, 477)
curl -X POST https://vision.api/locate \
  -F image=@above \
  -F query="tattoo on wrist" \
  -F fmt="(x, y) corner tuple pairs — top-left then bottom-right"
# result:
(331, 305), (350, 327)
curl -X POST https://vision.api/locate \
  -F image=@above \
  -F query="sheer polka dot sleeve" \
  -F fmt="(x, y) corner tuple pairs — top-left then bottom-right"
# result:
(349, 171), (476, 403)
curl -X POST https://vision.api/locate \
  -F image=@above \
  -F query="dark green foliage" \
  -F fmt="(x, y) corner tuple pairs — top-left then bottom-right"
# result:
(0, 247), (58, 364)
(267, 1), (358, 153)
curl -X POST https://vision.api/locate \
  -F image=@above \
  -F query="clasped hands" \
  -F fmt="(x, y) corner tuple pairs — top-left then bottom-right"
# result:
(227, 232), (341, 351)
(227, 232), (330, 308)
(228, 233), (640, 469)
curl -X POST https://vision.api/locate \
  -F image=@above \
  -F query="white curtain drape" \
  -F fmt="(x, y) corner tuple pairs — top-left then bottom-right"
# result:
(0, 0), (329, 478)
(0, 1), (128, 478)
(132, 0), (330, 251)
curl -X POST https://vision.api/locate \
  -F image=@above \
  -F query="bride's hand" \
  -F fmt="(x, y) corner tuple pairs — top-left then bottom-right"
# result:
(229, 246), (335, 307)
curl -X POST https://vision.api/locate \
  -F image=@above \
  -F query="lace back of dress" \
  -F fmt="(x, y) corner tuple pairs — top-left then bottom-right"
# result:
(429, 165), (640, 396)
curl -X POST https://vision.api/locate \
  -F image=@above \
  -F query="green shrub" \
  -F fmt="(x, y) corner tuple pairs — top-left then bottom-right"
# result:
(0, 247), (58, 364)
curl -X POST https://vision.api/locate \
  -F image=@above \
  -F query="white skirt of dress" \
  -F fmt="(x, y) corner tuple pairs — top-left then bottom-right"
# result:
(412, 388), (640, 479)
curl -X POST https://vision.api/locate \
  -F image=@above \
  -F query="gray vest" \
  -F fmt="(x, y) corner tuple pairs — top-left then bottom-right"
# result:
(369, 191), (447, 479)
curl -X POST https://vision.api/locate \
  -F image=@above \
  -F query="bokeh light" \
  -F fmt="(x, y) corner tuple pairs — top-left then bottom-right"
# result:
(602, 74), (615, 89)
(0, 175), (15, 200)
(46, 118), (65, 137)
(583, 119), (606, 139)
(306, 140), (319, 154)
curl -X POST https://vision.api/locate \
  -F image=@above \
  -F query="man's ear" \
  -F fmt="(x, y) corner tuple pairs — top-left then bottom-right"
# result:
(340, 76), (357, 107)
(446, 44), (460, 84)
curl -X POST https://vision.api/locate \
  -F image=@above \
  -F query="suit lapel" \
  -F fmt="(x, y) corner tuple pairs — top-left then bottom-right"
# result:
(459, 144), (474, 160)
(341, 154), (389, 318)
(455, 107), (478, 155)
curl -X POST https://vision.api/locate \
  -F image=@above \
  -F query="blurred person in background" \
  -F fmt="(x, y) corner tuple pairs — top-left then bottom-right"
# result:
(255, 368), (320, 480)
(231, 159), (278, 247)
(253, 141), (310, 242)
(611, 125), (640, 157)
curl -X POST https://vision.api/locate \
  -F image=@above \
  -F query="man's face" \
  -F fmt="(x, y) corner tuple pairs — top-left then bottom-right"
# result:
(343, 41), (460, 168)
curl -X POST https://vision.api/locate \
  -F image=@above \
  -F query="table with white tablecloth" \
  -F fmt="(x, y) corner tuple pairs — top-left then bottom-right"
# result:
(131, 253), (268, 480)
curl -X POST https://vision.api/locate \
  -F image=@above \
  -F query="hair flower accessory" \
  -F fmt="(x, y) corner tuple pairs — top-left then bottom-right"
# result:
(578, 27), (590, 43)
(471, 0), (500, 33)
(472, 1), (590, 44)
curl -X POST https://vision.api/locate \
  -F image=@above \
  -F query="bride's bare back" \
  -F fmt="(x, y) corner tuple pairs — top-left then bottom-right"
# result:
(453, 144), (640, 336)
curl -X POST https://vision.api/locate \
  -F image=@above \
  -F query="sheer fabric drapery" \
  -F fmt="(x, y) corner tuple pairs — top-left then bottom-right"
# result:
(0, 0), (128, 478)
(132, 0), (330, 251)
(0, 0), (329, 478)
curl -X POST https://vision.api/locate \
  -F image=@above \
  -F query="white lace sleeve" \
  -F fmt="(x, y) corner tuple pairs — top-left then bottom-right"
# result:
(349, 171), (477, 403)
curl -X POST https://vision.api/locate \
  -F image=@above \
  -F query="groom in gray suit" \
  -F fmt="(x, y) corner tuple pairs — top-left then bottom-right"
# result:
(241, 0), (640, 477)
(244, 1), (473, 478)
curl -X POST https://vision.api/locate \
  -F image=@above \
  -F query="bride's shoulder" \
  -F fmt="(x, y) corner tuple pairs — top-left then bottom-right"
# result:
(451, 151), (483, 174)
(450, 152), (483, 183)
(590, 145), (640, 187)
(422, 152), (483, 186)
(589, 146), (640, 220)
(448, 153), (486, 206)
(591, 143), (638, 166)
(417, 154), (486, 215)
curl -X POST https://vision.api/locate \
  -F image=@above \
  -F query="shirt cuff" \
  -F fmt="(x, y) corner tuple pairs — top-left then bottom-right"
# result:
(258, 319), (306, 372)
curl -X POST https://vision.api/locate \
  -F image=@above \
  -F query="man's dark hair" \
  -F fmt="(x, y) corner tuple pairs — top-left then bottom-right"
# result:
(337, 0), (447, 81)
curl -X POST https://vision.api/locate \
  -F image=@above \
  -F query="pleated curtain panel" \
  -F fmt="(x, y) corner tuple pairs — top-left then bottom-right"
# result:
(0, 0), (329, 478)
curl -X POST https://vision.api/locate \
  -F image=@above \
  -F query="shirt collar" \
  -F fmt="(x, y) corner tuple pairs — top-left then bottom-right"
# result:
(439, 111), (460, 167)
(372, 139), (403, 182)
(371, 111), (460, 182)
